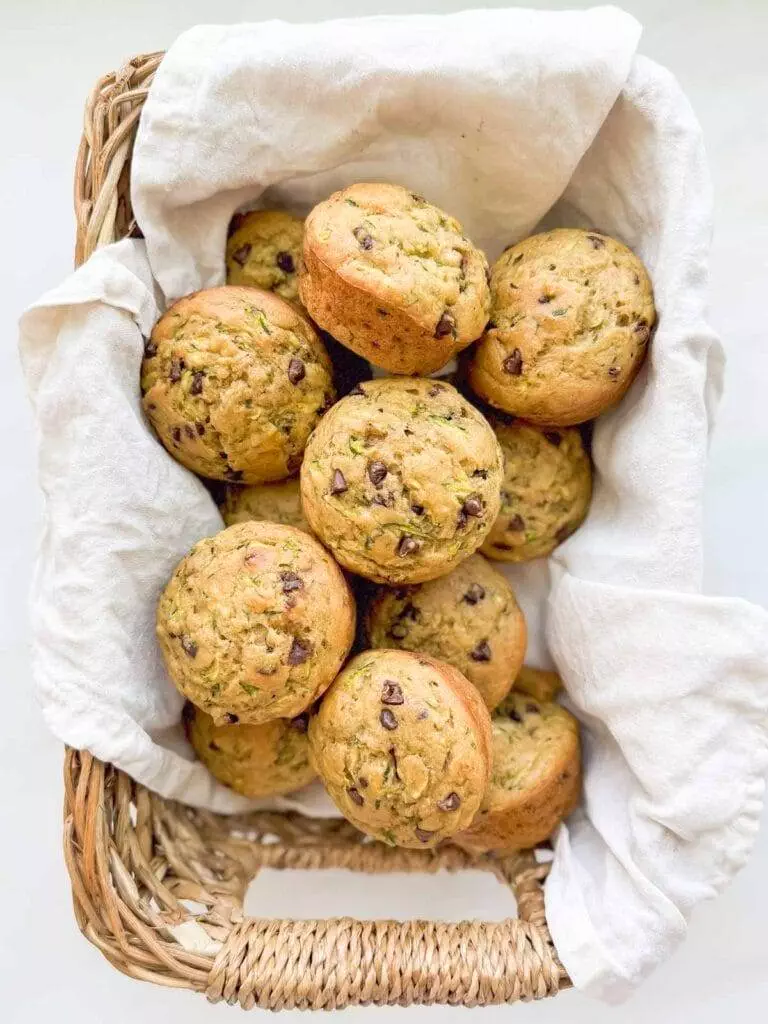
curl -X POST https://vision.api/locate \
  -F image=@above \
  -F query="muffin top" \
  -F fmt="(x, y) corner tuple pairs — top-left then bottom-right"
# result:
(157, 521), (355, 725)
(141, 286), (334, 484)
(308, 649), (492, 848)
(220, 477), (309, 532)
(468, 228), (654, 424)
(226, 210), (304, 303)
(365, 554), (527, 710)
(300, 377), (503, 584)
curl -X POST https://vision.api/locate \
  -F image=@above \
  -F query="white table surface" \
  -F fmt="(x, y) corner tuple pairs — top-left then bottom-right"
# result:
(2, 1), (767, 1021)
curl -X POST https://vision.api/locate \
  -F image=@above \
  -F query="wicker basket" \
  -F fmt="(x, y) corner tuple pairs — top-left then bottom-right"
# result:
(65, 53), (570, 1011)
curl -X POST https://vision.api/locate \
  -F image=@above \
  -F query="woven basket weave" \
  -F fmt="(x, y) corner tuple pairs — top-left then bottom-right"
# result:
(65, 53), (570, 1010)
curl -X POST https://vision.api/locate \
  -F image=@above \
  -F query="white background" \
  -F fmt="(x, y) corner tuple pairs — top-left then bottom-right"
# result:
(2, 1), (767, 1021)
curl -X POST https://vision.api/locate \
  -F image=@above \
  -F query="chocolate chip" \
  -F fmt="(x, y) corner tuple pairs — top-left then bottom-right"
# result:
(502, 349), (523, 375)
(462, 497), (483, 518)
(608, 366), (621, 380)
(411, 192), (427, 204)
(276, 250), (295, 273)
(372, 493), (392, 508)
(456, 510), (468, 530)
(543, 431), (562, 446)
(287, 638), (311, 665)
(224, 467), (244, 482)
(190, 371), (204, 395)
(180, 636), (198, 658)
(397, 536), (421, 557)
(288, 713), (309, 733)
(493, 543), (514, 551)
(389, 622), (408, 640)
(587, 234), (605, 249)
(225, 713), (239, 724)
(218, 450), (228, 459)
(280, 571), (303, 595)
(184, 424), (195, 439)
(231, 243), (251, 266)
(358, 776), (369, 789)
(171, 427), (182, 444)
(556, 523), (575, 544)
(410, 503), (424, 516)
(508, 708), (522, 723)
(538, 295), (552, 305)
(437, 792), (461, 812)
(526, 703), (540, 714)
(459, 254), (468, 277)
(400, 603), (420, 622)
(208, 741), (221, 752)
(353, 225), (374, 250)
(348, 384), (366, 396)
(435, 311), (456, 338)
(368, 460), (387, 486)
(144, 340), (158, 358)
(380, 708), (398, 730)
(330, 469), (348, 495)
(195, 422), (206, 436)
(414, 827), (434, 843)
(462, 583), (485, 605)
(287, 358), (306, 385)
(472, 468), (488, 480)
(377, 308), (389, 317)
(508, 513), (525, 531)
(417, 708), (429, 720)
(381, 680), (404, 705)
(347, 786), (364, 806)
(470, 639), (492, 662)
(169, 358), (184, 383)
(428, 384), (444, 397)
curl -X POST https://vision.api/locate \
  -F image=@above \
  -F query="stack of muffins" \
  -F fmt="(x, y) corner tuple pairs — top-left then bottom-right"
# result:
(143, 182), (655, 851)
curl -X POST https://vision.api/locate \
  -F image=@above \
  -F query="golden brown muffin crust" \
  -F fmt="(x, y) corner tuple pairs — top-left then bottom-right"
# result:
(226, 210), (304, 302)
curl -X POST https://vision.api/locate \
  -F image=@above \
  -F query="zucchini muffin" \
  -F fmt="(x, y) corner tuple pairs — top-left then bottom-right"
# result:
(481, 419), (591, 562)
(184, 704), (315, 798)
(309, 649), (492, 848)
(456, 692), (581, 852)
(514, 665), (562, 703)
(220, 478), (308, 532)
(365, 554), (526, 710)
(299, 182), (490, 375)
(468, 228), (655, 424)
(141, 286), (334, 484)
(225, 210), (304, 303)
(300, 377), (503, 584)
(157, 521), (355, 726)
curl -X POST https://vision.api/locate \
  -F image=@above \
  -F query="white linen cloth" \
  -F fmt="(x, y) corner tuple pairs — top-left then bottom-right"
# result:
(19, 6), (768, 1004)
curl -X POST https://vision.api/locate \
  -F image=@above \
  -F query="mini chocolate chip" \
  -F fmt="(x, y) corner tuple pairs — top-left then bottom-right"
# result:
(587, 234), (605, 249)
(348, 384), (366, 396)
(347, 786), (364, 806)
(608, 366), (621, 380)
(190, 371), (204, 395)
(411, 503), (425, 516)
(353, 225), (374, 250)
(437, 792), (461, 812)
(169, 358), (184, 383)
(508, 513), (525, 531)
(381, 680), (404, 705)
(556, 523), (575, 544)
(287, 358), (306, 385)
(225, 713), (239, 724)
(414, 827), (434, 843)
(508, 708), (522, 723)
(389, 622), (408, 640)
(180, 636), (198, 658)
(417, 708), (429, 720)
(276, 250), (295, 273)
(526, 703), (540, 714)
(428, 384), (444, 397)
(463, 583), (485, 605)
(195, 422), (206, 436)
(358, 776), (369, 789)
(538, 294), (552, 305)
(330, 469), (348, 495)
(368, 460), (388, 485)
(143, 340), (158, 358)
(377, 308), (389, 317)
(397, 536), (421, 557)
(435, 310), (456, 338)
(462, 497), (483, 518)
(502, 349), (523, 375)
(287, 638), (312, 665)
(456, 509), (468, 530)
(634, 274), (640, 285)
(231, 243), (251, 266)
(372, 493), (392, 508)
(380, 708), (398, 730)
(470, 639), (492, 662)
(171, 427), (182, 444)
(493, 543), (514, 551)
(224, 467), (244, 481)
(218, 451), (228, 459)
(543, 431), (562, 446)
(411, 192), (427, 203)
(209, 741), (221, 752)
(184, 424), (195, 439)
(280, 571), (303, 594)
(472, 468), (488, 480)
(459, 254), (468, 277)
(289, 713), (309, 733)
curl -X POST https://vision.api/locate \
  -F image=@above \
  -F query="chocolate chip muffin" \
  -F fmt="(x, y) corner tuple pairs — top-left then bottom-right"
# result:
(184, 704), (315, 798)
(481, 419), (591, 562)
(364, 554), (526, 711)
(514, 665), (562, 703)
(299, 182), (490, 375)
(220, 478), (309, 532)
(309, 649), (492, 848)
(468, 228), (655, 424)
(456, 693), (581, 852)
(300, 378), (503, 584)
(226, 210), (304, 303)
(141, 286), (334, 484)
(157, 521), (355, 726)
